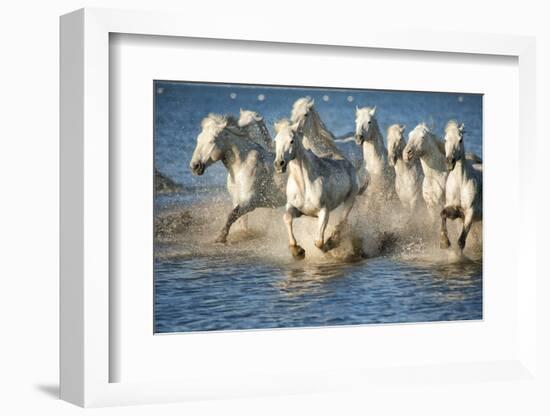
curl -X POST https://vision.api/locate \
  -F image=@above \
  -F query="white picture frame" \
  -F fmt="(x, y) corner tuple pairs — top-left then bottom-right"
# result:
(60, 7), (538, 407)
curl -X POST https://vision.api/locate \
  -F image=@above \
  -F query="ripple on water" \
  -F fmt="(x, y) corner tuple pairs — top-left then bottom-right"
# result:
(154, 249), (482, 333)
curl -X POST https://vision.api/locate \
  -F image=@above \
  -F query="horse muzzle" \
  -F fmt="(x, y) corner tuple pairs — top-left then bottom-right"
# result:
(446, 157), (456, 171)
(190, 161), (205, 176)
(274, 159), (286, 174)
(354, 134), (363, 145)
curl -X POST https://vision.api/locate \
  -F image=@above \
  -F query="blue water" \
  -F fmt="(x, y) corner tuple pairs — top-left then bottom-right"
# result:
(154, 81), (483, 334)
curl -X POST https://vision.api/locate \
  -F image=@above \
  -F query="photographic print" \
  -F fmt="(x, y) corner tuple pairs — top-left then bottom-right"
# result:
(154, 81), (482, 334)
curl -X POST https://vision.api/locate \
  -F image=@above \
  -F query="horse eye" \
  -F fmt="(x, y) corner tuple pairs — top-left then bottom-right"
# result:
(290, 139), (294, 144)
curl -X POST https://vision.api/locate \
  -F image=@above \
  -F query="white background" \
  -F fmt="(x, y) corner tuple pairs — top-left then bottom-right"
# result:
(1, 1), (548, 415)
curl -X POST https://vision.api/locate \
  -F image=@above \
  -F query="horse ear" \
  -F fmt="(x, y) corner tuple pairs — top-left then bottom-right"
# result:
(370, 106), (376, 116)
(355, 105), (359, 114)
(458, 123), (465, 132)
(400, 125), (406, 132)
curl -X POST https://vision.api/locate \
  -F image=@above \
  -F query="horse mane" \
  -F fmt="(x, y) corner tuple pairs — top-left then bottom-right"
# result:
(417, 122), (430, 134)
(238, 109), (273, 151)
(274, 118), (292, 134)
(201, 113), (228, 133)
(290, 97), (344, 159)
(201, 113), (248, 135)
(387, 124), (404, 143)
(410, 122), (445, 155)
(290, 97), (314, 123)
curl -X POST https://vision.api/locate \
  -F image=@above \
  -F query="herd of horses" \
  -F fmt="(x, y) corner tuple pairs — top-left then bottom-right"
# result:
(189, 97), (483, 260)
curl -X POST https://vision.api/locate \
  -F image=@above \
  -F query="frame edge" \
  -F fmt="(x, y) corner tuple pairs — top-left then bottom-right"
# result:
(60, 8), (85, 407)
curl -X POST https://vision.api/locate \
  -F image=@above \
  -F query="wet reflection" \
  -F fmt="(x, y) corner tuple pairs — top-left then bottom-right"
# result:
(274, 261), (361, 298)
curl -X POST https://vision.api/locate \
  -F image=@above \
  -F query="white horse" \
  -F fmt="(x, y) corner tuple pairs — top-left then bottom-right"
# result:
(440, 121), (482, 250)
(386, 124), (424, 212)
(290, 97), (345, 159)
(354, 106), (395, 195)
(273, 119), (360, 259)
(403, 123), (448, 220)
(190, 113), (286, 243)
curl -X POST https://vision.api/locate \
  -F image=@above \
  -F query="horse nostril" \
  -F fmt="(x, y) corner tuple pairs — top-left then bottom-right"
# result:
(279, 160), (285, 166)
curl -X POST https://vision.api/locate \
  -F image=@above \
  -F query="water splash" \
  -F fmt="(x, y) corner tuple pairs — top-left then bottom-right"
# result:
(155, 188), (482, 267)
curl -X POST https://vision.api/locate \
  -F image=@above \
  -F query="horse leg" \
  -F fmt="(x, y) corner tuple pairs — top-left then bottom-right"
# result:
(240, 214), (249, 231)
(457, 210), (473, 251)
(315, 207), (330, 252)
(439, 208), (450, 249)
(284, 205), (305, 259)
(215, 204), (253, 243)
(325, 196), (355, 251)
(440, 206), (463, 249)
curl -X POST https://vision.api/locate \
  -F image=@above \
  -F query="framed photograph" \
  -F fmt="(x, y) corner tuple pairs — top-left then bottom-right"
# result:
(153, 80), (483, 335)
(60, 8), (538, 407)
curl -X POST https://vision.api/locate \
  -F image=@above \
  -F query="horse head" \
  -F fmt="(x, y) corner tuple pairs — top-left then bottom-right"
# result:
(290, 97), (315, 132)
(354, 106), (377, 145)
(387, 124), (406, 166)
(443, 120), (465, 171)
(403, 123), (431, 162)
(273, 119), (303, 174)
(190, 114), (242, 175)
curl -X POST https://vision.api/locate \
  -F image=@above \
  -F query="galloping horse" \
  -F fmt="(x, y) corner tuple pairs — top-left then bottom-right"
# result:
(189, 113), (285, 243)
(440, 121), (483, 251)
(403, 123), (448, 220)
(273, 119), (360, 259)
(354, 106), (395, 195)
(386, 124), (424, 212)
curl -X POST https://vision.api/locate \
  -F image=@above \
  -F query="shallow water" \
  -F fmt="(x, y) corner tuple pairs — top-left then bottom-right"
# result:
(155, 252), (481, 333)
(154, 82), (483, 333)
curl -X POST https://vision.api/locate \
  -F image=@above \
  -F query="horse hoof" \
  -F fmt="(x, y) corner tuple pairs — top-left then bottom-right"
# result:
(214, 236), (227, 244)
(322, 236), (339, 252)
(314, 240), (324, 250)
(440, 235), (451, 249)
(290, 245), (305, 260)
